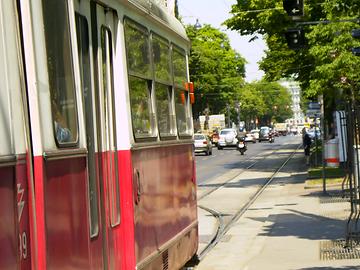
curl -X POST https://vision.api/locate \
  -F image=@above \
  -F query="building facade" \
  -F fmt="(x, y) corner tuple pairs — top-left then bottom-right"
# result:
(279, 79), (304, 126)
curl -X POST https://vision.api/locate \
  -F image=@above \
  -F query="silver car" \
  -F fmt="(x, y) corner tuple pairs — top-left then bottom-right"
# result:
(217, 128), (238, 149)
(194, 133), (213, 155)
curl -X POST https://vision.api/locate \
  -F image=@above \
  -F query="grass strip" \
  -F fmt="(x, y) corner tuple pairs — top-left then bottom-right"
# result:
(308, 167), (345, 179)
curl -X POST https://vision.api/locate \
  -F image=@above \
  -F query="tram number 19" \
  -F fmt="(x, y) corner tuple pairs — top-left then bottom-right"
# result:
(19, 232), (27, 260)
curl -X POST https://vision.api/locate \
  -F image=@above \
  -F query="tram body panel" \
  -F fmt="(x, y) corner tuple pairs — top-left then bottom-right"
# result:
(116, 149), (136, 270)
(0, 167), (18, 270)
(1, 0), (198, 269)
(0, 1), (34, 269)
(43, 157), (90, 270)
(132, 144), (198, 268)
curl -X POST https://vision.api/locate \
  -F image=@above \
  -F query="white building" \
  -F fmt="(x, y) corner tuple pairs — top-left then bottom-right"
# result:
(279, 79), (304, 126)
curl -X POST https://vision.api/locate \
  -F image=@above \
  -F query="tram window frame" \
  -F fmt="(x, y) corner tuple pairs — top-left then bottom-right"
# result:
(151, 33), (176, 139)
(42, 0), (79, 148)
(124, 18), (157, 142)
(75, 13), (99, 238)
(172, 45), (192, 138)
(101, 26), (121, 227)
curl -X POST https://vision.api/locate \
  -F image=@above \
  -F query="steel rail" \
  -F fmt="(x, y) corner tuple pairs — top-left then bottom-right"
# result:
(196, 143), (302, 263)
(197, 145), (284, 200)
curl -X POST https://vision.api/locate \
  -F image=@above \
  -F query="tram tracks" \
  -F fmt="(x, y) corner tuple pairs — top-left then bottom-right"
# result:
(197, 143), (298, 201)
(196, 143), (302, 263)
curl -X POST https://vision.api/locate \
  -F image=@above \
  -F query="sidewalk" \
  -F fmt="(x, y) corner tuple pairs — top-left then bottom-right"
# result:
(195, 149), (360, 269)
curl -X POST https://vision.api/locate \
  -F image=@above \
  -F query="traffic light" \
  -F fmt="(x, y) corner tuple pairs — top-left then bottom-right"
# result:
(283, 0), (304, 17)
(186, 82), (195, 104)
(285, 29), (306, 50)
(352, 29), (360, 39)
(352, 47), (360, 56)
(352, 29), (360, 56)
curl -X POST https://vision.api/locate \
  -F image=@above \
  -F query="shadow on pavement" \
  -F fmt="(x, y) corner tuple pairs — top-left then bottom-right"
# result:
(256, 209), (346, 241)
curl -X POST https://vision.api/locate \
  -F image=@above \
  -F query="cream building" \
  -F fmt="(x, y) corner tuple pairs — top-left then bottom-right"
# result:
(279, 79), (304, 126)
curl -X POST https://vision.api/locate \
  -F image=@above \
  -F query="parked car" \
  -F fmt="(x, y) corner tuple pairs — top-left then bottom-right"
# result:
(217, 128), (238, 149)
(194, 133), (213, 155)
(244, 133), (257, 143)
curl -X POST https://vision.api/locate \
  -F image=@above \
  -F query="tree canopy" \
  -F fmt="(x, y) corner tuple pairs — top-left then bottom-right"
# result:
(240, 81), (293, 126)
(185, 23), (293, 127)
(186, 24), (246, 118)
(224, 0), (360, 103)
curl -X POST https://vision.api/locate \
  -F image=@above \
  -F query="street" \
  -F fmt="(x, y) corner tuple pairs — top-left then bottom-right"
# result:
(188, 135), (360, 269)
(194, 135), (300, 185)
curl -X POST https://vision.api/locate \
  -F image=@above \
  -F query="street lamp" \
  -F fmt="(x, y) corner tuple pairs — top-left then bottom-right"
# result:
(194, 19), (202, 30)
(226, 103), (231, 128)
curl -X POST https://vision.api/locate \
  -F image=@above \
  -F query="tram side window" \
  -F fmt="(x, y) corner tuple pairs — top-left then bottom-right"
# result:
(124, 20), (156, 140)
(42, 0), (79, 146)
(172, 46), (192, 137)
(152, 34), (176, 138)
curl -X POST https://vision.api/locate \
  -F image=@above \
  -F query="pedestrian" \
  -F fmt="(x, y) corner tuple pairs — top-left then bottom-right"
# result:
(303, 131), (312, 165)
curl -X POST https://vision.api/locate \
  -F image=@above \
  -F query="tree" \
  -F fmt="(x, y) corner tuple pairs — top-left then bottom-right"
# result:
(185, 24), (246, 119)
(224, 0), (360, 102)
(246, 81), (293, 125)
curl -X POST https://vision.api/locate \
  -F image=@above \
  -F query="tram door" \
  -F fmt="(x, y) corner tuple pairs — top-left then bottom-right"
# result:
(0, 1), (33, 270)
(75, 2), (121, 269)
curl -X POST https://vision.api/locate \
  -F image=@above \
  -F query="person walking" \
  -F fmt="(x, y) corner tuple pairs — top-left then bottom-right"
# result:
(303, 130), (312, 165)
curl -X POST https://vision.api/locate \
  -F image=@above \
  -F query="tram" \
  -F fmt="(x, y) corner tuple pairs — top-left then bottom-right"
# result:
(0, 0), (198, 269)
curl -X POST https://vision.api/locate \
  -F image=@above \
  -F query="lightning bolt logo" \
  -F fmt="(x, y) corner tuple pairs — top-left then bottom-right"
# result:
(17, 183), (25, 222)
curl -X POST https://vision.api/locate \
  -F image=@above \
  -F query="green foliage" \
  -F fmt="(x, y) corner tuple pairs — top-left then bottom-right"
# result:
(307, 21), (360, 99)
(221, 81), (293, 126)
(185, 23), (293, 125)
(186, 24), (246, 117)
(247, 81), (293, 125)
(224, 0), (360, 104)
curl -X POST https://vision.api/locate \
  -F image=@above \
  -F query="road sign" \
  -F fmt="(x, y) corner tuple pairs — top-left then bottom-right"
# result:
(283, 0), (304, 17)
(308, 102), (320, 110)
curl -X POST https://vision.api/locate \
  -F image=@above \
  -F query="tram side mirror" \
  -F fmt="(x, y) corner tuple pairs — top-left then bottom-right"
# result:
(152, 42), (161, 63)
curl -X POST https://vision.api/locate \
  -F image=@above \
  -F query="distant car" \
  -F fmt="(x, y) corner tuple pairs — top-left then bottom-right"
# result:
(217, 128), (238, 149)
(194, 133), (213, 155)
(259, 126), (270, 142)
(250, 129), (260, 140)
(244, 133), (256, 143)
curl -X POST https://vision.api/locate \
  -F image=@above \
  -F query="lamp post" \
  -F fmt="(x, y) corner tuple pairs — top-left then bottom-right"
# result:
(194, 19), (202, 30)
(235, 101), (241, 129)
(226, 103), (231, 128)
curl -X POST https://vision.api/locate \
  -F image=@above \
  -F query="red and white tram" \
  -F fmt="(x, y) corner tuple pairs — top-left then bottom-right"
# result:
(0, 0), (198, 269)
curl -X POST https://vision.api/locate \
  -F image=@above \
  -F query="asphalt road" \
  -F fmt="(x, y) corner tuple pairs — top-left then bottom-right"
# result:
(194, 135), (302, 185)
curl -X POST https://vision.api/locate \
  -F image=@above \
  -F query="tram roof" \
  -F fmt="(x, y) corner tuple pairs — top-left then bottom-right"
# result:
(125, 0), (189, 43)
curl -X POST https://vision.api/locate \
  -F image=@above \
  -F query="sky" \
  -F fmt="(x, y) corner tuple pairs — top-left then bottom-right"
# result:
(178, 0), (267, 82)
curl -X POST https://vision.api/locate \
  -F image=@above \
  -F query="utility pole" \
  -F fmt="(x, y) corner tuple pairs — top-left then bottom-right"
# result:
(319, 95), (326, 194)
(235, 101), (241, 129)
